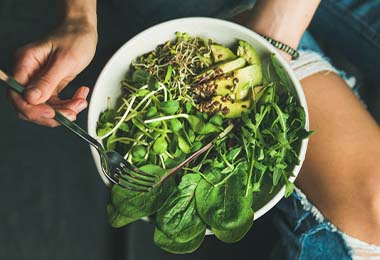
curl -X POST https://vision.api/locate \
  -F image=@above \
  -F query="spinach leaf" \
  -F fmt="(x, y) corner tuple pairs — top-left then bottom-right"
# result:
(195, 163), (254, 243)
(212, 217), (253, 243)
(155, 174), (206, 243)
(110, 165), (175, 220)
(106, 204), (135, 228)
(153, 227), (205, 254)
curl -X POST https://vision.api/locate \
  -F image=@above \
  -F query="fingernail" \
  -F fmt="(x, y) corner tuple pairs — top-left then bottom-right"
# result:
(78, 101), (88, 111)
(42, 110), (54, 119)
(83, 87), (90, 98)
(27, 88), (42, 101)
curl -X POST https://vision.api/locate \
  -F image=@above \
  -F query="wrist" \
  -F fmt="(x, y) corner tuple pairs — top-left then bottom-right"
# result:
(63, 0), (97, 29)
(64, 11), (97, 30)
(245, 0), (320, 49)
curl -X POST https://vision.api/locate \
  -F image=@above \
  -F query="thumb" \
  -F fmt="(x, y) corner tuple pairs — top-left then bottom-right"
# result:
(24, 54), (72, 105)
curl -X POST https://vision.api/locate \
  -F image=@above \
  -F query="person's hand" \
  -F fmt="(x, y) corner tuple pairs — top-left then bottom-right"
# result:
(8, 17), (98, 127)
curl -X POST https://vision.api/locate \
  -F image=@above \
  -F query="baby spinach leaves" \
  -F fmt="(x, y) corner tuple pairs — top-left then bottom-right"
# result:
(107, 204), (136, 228)
(153, 228), (205, 254)
(195, 164), (254, 243)
(154, 174), (206, 253)
(109, 165), (175, 221)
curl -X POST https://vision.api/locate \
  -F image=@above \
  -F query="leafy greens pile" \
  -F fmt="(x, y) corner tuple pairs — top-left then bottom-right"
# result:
(97, 32), (311, 254)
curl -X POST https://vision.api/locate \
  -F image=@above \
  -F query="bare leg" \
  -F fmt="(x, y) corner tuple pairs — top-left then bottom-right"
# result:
(296, 71), (380, 244)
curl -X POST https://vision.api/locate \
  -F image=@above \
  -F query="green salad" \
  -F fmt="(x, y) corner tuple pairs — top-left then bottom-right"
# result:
(97, 32), (311, 254)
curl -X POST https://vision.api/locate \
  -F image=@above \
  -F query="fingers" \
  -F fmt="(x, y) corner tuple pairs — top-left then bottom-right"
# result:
(72, 86), (90, 100)
(24, 52), (74, 105)
(49, 86), (90, 114)
(8, 90), (58, 127)
(8, 86), (90, 128)
(10, 41), (90, 127)
(13, 43), (44, 85)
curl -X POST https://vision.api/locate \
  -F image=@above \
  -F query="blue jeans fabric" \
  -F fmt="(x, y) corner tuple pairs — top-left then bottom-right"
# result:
(310, 0), (380, 86)
(271, 191), (352, 260)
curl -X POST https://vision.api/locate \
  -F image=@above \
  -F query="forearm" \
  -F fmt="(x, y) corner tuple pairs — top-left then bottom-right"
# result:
(62, 0), (97, 27)
(245, 0), (320, 58)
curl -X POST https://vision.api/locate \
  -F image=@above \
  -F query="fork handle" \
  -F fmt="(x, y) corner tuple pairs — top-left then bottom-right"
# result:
(0, 71), (101, 150)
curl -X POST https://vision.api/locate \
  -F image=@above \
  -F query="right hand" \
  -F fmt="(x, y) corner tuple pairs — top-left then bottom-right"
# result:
(8, 17), (98, 127)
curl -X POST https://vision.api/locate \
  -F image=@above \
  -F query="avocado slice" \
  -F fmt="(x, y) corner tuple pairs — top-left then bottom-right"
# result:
(218, 57), (246, 74)
(211, 44), (237, 63)
(193, 65), (263, 100)
(194, 57), (246, 82)
(199, 95), (251, 119)
(237, 40), (261, 67)
(233, 64), (263, 100)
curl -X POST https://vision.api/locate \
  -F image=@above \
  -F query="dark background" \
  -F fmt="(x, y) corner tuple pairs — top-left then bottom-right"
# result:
(0, 0), (278, 259)
(1, 0), (378, 259)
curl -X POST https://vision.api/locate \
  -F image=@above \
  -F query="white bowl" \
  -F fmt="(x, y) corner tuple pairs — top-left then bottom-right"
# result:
(88, 17), (309, 221)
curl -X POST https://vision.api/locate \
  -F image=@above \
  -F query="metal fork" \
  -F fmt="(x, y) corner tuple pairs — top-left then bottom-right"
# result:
(0, 70), (157, 191)
(0, 70), (233, 192)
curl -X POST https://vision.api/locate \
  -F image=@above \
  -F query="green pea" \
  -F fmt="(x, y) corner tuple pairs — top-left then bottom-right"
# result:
(132, 145), (147, 159)
(159, 100), (180, 115)
(168, 118), (183, 133)
(153, 137), (168, 154)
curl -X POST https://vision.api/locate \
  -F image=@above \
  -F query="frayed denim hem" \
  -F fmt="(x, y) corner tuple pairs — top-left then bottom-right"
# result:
(294, 187), (380, 259)
(290, 50), (364, 105)
(290, 50), (355, 89)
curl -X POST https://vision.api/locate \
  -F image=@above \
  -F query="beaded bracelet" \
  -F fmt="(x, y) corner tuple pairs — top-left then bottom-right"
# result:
(260, 34), (300, 60)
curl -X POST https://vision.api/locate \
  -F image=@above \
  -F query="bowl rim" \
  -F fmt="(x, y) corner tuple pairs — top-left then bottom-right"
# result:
(88, 16), (309, 221)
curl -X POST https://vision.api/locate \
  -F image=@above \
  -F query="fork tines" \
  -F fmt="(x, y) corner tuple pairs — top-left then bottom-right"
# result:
(114, 163), (157, 192)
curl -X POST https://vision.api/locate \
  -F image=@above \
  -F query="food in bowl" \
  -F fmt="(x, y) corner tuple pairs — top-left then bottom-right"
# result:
(96, 32), (310, 254)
